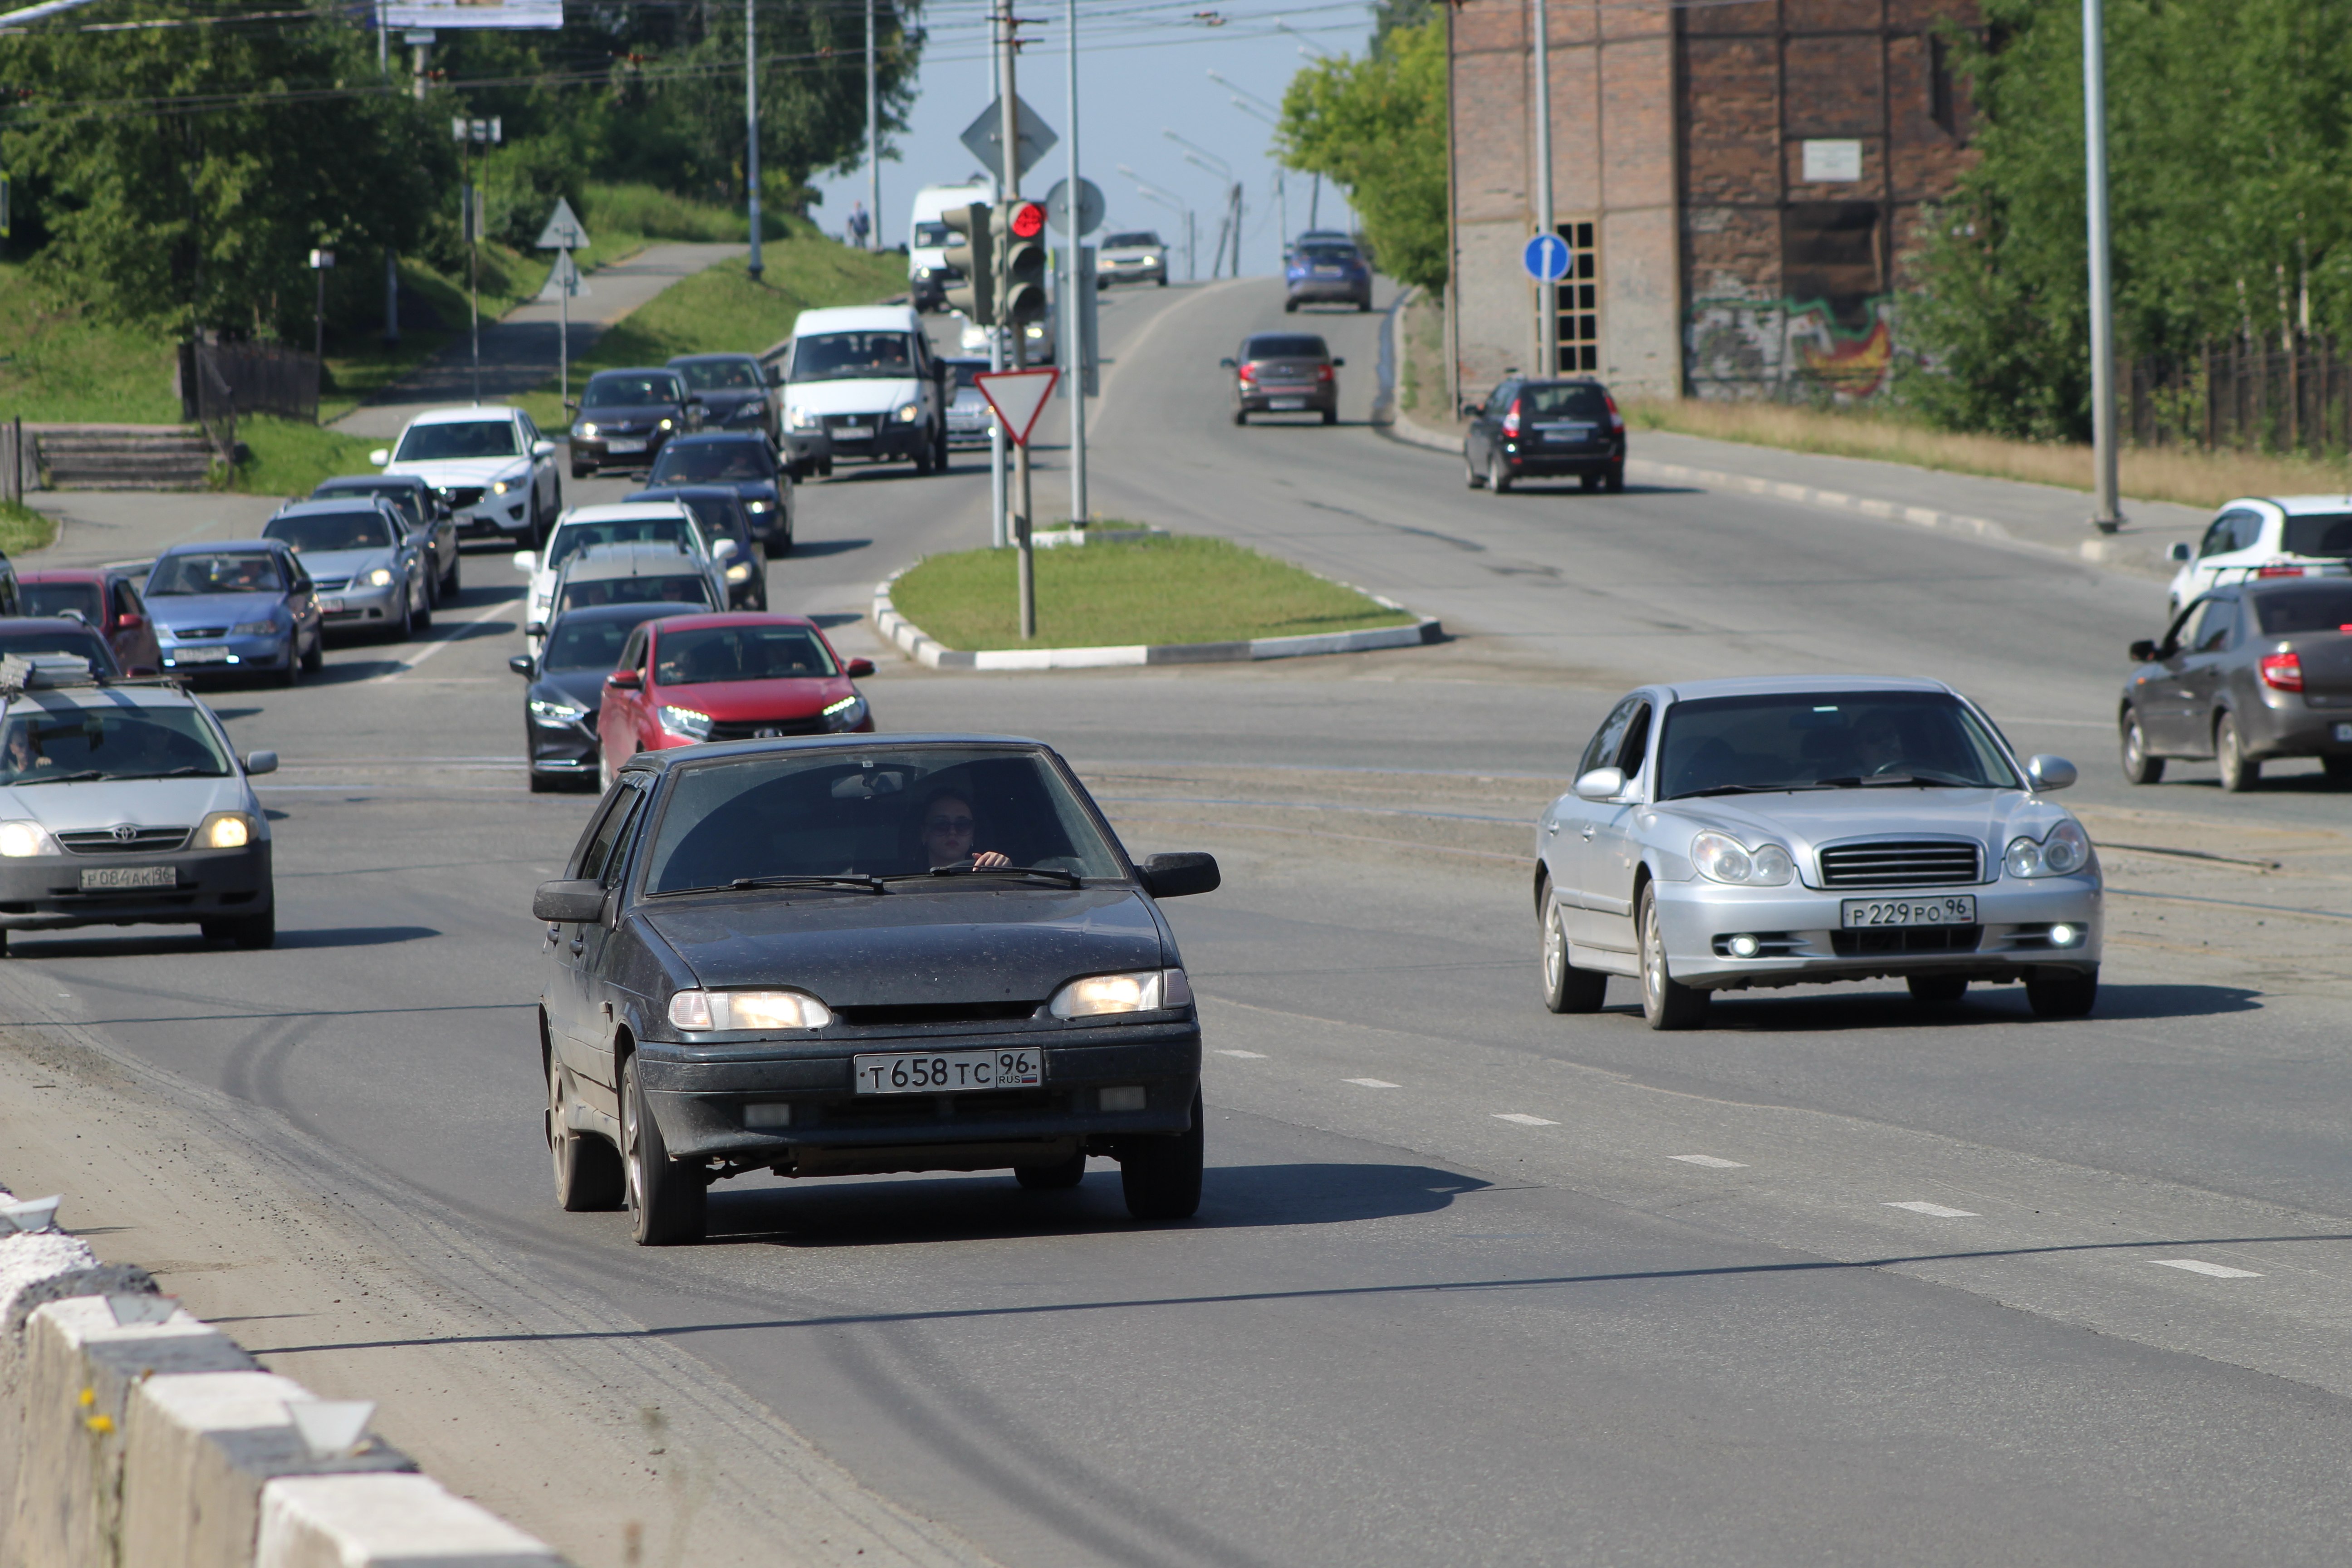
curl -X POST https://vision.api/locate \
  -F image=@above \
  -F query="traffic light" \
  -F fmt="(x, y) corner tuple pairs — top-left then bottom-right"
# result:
(998, 199), (1049, 333)
(942, 202), (994, 325)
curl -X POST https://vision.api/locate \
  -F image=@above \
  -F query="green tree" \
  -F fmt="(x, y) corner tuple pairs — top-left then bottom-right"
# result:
(1276, 17), (1447, 292)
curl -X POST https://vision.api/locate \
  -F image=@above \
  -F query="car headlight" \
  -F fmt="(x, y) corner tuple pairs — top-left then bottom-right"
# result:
(821, 693), (867, 731)
(657, 417), (675, 431)
(2005, 819), (2092, 879)
(740, 398), (767, 417)
(0, 820), (60, 857)
(669, 988), (831, 1032)
(1049, 968), (1192, 1018)
(787, 406), (820, 431)
(364, 567), (394, 588)
(490, 479), (511, 495)
(1690, 831), (1794, 886)
(658, 705), (712, 740)
(575, 422), (598, 439)
(895, 401), (921, 423)
(529, 697), (588, 725)
(745, 499), (772, 514)
(913, 265), (934, 281)
(195, 811), (255, 850)
(231, 619), (279, 636)
(725, 563), (752, 583)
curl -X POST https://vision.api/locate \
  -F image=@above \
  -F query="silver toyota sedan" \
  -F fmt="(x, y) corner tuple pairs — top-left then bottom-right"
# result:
(1535, 676), (2102, 1029)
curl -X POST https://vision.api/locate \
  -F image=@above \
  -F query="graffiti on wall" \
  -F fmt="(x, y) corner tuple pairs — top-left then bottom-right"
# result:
(1686, 296), (1896, 401)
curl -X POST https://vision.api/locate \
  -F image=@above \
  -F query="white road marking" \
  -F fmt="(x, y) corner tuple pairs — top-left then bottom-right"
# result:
(1213, 1049), (1266, 1058)
(1343, 1078), (1400, 1089)
(2153, 1259), (2263, 1279)
(1493, 1113), (1558, 1127)
(1885, 1201), (1979, 1218)
(368, 593), (521, 684)
(1669, 1154), (1746, 1169)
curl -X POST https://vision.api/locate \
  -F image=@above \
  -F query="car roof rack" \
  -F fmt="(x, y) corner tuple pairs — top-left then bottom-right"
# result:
(0, 654), (187, 697)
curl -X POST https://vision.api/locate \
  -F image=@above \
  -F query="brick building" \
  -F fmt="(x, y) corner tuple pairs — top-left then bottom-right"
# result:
(1446, 0), (1978, 406)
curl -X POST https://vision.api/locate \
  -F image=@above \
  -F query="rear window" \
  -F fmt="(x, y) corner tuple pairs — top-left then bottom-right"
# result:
(650, 441), (774, 484)
(265, 510), (395, 554)
(558, 575), (714, 613)
(1243, 335), (1329, 361)
(1521, 384), (1610, 419)
(549, 517), (693, 570)
(2281, 513), (2352, 558)
(1299, 247), (1359, 265)
(18, 583), (103, 622)
(2250, 586), (2352, 635)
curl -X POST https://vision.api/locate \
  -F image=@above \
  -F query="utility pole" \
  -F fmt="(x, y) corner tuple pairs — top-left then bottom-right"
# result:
(746, 0), (763, 280)
(865, 0), (880, 250)
(1530, 0), (1556, 376)
(2083, 0), (2124, 533)
(309, 249), (334, 366)
(453, 118), (500, 403)
(1000, 0), (1034, 640)
(1063, 0), (1086, 528)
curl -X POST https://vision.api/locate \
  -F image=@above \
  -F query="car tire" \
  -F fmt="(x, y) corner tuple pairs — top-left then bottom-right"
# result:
(278, 642), (301, 687)
(1233, 408), (1247, 426)
(1465, 453), (1484, 489)
(1581, 472), (1602, 493)
(1016, 1150), (1087, 1190)
(913, 430), (936, 475)
(2215, 712), (2259, 791)
(622, 1053), (706, 1245)
(412, 577), (432, 632)
(2324, 756), (2352, 780)
(1637, 884), (1708, 1031)
(1284, 299), (1298, 314)
(390, 586), (413, 643)
(548, 1056), (624, 1211)
(1487, 453), (1511, 495)
(2026, 967), (2099, 1019)
(1120, 1088), (1204, 1220)
(571, 463), (590, 481)
(1604, 464), (1626, 494)
(1321, 407), (1337, 426)
(442, 549), (461, 599)
(2119, 709), (2164, 784)
(202, 906), (275, 950)
(1540, 889), (1607, 1014)
(1906, 974), (1969, 1005)
(302, 632), (323, 675)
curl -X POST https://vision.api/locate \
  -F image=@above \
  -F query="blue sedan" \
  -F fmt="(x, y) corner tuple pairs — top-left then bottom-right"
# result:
(143, 539), (325, 686)
(1286, 241), (1372, 313)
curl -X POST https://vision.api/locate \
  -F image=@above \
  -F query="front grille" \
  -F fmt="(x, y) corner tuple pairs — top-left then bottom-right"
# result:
(439, 486), (485, 509)
(705, 715), (829, 743)
(1818, 839), (1983, 888)
(309, 577), (350, 593)
(820, 1088), (1064, 1122)
(173, 627), (228, 640)
(59, 827), (191, 855)
(1830, 925), (1983, 957)
(832, 1001), (1041, 1027)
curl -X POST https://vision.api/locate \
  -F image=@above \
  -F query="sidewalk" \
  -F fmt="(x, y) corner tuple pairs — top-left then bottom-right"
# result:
(332, 242), (745, 439)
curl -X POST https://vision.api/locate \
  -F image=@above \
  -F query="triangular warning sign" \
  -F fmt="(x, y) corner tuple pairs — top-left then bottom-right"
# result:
(974, 367), (1059, 447)
(535, 196), (590, 251)
(537, 251), (590, 302)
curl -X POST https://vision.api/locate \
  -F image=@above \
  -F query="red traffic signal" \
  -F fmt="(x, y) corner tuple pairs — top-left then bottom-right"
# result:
(1008, 201), (1047, 240)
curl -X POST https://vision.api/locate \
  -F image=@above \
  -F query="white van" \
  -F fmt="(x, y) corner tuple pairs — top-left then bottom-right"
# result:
(777, 305), (949, 479)
(907, 180), (991, 312)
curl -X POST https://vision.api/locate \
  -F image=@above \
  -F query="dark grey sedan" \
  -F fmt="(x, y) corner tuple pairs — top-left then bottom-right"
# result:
(1464, 377), (1625, 494)
(2120, 578), (2352, 790)
(531, 734), (1220, 1244)
(568, 368), (703, 479)
(1222, 333), (1342, 426)
(669, 353), (780, 446)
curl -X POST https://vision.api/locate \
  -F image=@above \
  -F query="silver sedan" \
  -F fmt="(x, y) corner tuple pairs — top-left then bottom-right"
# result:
(1534, 676), (2103, 1029)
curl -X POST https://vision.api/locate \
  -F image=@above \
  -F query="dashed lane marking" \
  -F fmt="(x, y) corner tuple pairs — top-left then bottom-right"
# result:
(1343, 1078), (1400, 1089)
(1669, 1155), (1747, 1169)
(2153, 1259), (2264, 1279)
(1885, 1201), (1980, 1218)
(1212, 1049), (1267, 1058)
(1493, 1113), (1558, 1127)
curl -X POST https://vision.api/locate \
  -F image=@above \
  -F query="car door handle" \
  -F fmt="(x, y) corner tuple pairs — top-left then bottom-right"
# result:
(1580, 825), (1596, 841)
(1543, 820), (1559, 837)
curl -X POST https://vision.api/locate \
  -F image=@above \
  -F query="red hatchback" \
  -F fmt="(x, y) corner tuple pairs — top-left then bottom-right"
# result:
(17, 568), (162, 676)
(596, 612), (875, 786)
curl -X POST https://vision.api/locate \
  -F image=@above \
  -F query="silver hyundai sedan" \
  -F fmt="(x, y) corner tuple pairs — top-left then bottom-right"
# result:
(1535, 676), (2102, 1029)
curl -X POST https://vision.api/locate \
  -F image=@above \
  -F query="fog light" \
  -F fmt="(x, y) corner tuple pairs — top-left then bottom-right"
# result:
(2049, 923), (2079, 947)
(743, 1102), (792, 1128)
(1100, 1085), (1147, 1112)
(1728, 934), (1761, 959)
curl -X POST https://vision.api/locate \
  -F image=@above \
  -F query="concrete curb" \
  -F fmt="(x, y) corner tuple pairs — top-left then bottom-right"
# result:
(871, 565), (1442, 671)
(0, 1185), (568, 1568)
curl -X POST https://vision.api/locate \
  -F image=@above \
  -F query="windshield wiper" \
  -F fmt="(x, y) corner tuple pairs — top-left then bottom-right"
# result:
(117, 767), (218, 780)
(9, 770), (107, 785)
(1669, 782), (1837, 799)
(652, 874), (888, 897)
(884, 865), (1086, 888)
(1810, 774), (1969, 789)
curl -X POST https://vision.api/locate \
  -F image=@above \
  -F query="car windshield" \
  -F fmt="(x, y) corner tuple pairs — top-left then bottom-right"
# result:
(1103, 232), (1160, 249)
(654, 624), (837, 685)
(18, 583), (103, 622)
(314, 481), (418, 520)
(265, 510), (395, 554)
(1244, 335), (1328, 361)
(394, 420), (517, 461)
(675, 359), (761, 392)
(1522, 384), (1610, 418)
(662, 494), (747, 544)
(789, 331), (916, 382)
(558, 575), (713, 613)
(1658, 691), (2019, 798)
(2251, 585), (2352, 633)
(911, 220), (952, 248)
(148, 552), (282, 596)
(649, 442), (773, 484)
(585, 374), (681, 409)
(946, 361), (986, 390)
(2280, 513), (2352, 558)
(544, 609), (684, 672)
(642, 745), (1125, 895)
(549, 518), (693, 570)
(0, 631), (114, 673)
(0, 701), (230, 783)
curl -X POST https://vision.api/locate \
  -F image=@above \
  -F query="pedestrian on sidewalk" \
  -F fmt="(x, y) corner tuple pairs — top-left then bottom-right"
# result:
(847, 201), (872, 250)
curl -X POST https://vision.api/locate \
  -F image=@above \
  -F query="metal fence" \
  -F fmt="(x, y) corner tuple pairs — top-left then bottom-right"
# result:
(188, 353), (237, 468)
(175, 340), (320, 426)
(0, 419), (30, 503)
(2126, 339), (2352, 458)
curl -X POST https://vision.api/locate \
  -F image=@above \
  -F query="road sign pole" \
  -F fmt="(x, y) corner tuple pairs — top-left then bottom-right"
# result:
(988, 38), (1007, 551)
(2083, 0), (2124, 533)
(746, 0), (762, 281)
(1530, 0), (1556, 376)
(1063, 0), (1085, 528)
(1000, 0), (1035, 637)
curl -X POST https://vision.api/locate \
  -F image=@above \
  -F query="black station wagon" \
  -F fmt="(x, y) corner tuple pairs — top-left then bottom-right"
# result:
(532, 734), (1220, 1244)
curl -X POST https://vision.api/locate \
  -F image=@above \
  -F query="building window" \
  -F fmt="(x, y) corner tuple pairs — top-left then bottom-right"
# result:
(1782, 202), (1882, 332)
(1537, 221), (1599, 373)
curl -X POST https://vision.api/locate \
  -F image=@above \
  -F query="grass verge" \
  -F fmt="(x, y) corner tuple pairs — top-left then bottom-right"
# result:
(888, 534), (1415, 652)
(0, 499), (59, 555)
(1624, 398), (2352, 511)
(1399, 289), (1449, 421)
(224, 415), (386, 498)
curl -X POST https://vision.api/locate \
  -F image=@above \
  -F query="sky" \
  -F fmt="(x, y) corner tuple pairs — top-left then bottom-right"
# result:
(805, 0), (1376, 281)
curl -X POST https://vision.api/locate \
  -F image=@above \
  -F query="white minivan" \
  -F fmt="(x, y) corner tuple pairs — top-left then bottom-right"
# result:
(777, 305), (950, 479)
(907, 180), (991, 312)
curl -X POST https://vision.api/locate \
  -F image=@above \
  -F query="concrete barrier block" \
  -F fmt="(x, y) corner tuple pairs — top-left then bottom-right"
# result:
(258, 1473), (569, 1568)
(122, 1370), (416, 1568)
(7, 1297), (256, 1568)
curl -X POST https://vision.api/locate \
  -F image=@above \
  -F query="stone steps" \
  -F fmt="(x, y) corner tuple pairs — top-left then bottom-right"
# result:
(34, 427), (216, 491)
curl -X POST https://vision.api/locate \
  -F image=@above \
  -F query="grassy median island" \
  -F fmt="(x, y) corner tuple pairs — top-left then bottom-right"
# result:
(889, 534), (1416, 652)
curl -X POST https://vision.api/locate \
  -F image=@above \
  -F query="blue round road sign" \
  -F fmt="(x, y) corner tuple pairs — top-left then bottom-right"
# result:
(1523, 232), (1571, 283)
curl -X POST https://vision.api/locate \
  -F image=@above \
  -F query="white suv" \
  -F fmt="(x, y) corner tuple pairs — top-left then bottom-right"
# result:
(2166, 496), (2352, 612)
(514, 502), (728, 651)
(372, 407), (563, 549)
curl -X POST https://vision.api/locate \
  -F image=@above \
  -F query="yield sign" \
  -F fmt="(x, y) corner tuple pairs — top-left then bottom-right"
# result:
(535, 196), (590, 251)
(974, 367), (1059, 447)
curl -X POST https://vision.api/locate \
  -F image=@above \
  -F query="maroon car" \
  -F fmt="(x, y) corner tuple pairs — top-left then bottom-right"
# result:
(17, 569), (161, 676)
(595, 612), (874, 790)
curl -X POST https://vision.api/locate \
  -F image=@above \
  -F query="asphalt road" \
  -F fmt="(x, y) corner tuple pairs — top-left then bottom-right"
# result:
(6, 276), (2352, 1567)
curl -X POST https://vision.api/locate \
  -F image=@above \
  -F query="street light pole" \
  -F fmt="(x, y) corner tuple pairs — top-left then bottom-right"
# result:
(2083, 0), (2124, 532)
(864, 0), (880, 249)
(746, 0), (763, 280)
(1530, 0), (1556, 376)
(1063, 0), (1085, 529)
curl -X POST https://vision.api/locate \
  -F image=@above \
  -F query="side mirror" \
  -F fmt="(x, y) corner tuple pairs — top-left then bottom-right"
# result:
(2025, 755), (2078, 792)
(1139, 851), (1220, 899)
(766, 365), (784, 386)
(508, 653), (535, 677)
(524, 620), (546, 638)
(368, 448), (389, 467)
(844, 657), (875, 678)
(564, 399), (580, 415)
(242, 750), (278, 776)
(710, 538), (738, 559)
(532, 440), (556, 459)
(1462, 402), (1482, 419)
(1218, 358), (1236, 369)
(511, 550), (536, 573)
(531, 879), (608, 924)
(1331, 357), (1346, 368)
(2167, 542), (2192, 564)
(2128, 639), (2160, 662)
(1573, 766), (1626, 802)
(607, 669), (642, 690)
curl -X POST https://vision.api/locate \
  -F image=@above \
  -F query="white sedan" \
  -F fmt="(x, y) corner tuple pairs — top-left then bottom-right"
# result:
(2165, 495), (2352, 612)
(371, 407), (563, 549)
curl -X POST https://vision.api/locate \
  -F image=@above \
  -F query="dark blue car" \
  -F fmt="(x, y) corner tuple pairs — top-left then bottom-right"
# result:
(143, 539), (324, 686)
(645, 432), (794, 555)
(1286, 241), (1372, 313)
